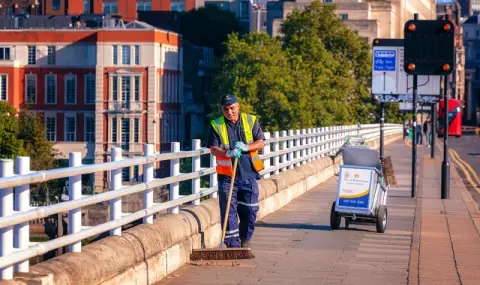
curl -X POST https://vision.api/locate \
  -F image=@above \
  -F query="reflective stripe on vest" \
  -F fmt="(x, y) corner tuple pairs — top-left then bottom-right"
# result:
(210, 113), (265, 177)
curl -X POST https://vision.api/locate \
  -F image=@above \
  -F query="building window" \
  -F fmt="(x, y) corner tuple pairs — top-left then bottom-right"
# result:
(113, 45), (118, 65)
(112, 117), (117, 142)
(52, 0), (61, 10)
(136, 1), (152, 11)
(0, 47), (11, 60)
(47, 46), (56, 65)
(339, 14), (348, 20)
(204, 1), (229, 10)
(112, 76), (118, 100)
(133, 165), (139, 181)
(28, 46), (36, 65)
(25, 74), (36, 104)
(45, 117), (56, 142)
(121, 118), (130, 150)
(122, 167), (129, 181)
(134, 76), (140, 101)
(103, 1), (118, 14)
(45, 74), (57, 104)
(171, 0), (186, 12)
(122, 46), (131, 65)
(85, 74), (96, 104)
(121, 76), (130, 107)
(65, 75), (77, 104)
(240, 1), (249, 19)
(85, 117), (95, 142)
(84, 0), (91, 14)
(134, 118), (139, 142)
(134, 45), (140, 65)
(65, 116), (76, 142)
(0, 75), (6, 101)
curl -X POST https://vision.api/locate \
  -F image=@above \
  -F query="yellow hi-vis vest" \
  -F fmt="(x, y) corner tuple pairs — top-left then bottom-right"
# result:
(210, 113), (265, 177)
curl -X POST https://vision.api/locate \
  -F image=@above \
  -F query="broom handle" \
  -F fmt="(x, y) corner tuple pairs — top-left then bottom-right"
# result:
(221, 157), (239, 244)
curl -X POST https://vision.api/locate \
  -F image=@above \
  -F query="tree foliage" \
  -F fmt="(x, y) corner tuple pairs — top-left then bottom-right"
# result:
(210, 1), (383, 131)
(0, 102), (58, 171)
(180, 5), (246, 57)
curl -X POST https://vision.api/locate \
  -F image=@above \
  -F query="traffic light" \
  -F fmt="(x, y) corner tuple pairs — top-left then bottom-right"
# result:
(404, 19), (455, 76)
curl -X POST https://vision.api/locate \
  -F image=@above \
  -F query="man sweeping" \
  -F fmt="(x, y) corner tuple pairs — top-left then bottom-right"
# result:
(208, 94), (265, 248)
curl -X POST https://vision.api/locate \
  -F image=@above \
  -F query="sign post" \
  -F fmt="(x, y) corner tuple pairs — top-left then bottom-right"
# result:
(403, 14), (455, 199)
(372, 37), (441, 198)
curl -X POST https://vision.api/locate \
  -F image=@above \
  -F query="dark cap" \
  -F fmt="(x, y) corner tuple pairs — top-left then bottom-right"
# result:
(221, 94), (238, 105)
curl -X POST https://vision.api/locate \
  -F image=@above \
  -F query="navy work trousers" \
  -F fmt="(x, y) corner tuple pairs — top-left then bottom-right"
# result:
(218, 178), (259, 248)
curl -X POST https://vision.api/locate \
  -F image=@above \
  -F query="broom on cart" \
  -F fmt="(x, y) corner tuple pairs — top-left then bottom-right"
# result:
(381, 156), (398, 187)
(190, 158), (255, 261)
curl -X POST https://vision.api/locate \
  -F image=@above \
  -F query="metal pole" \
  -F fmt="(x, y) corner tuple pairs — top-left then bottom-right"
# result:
(257, 6), (261, 33)
(431, 102), (436, 159)
(441, 76), (450, 199)
(380, 102), (385, 160)
(411, 74), (418, 198)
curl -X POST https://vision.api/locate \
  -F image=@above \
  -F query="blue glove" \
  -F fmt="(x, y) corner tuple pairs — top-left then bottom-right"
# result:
(235, 142), (249, 152)
(226, 149), (242, 159)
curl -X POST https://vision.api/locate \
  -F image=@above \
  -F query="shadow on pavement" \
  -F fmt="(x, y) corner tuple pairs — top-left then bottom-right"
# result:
(255, 222), (333, 231)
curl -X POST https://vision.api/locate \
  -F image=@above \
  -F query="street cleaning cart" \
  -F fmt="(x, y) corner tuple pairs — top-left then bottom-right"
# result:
(330, 146), (389, 233)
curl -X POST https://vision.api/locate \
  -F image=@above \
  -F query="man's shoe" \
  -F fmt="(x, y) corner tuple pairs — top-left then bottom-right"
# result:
(241, 239), (251, 248)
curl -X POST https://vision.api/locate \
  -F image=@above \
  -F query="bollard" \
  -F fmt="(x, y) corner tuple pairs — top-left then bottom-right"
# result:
(263, 132), (271, 178)
(68, 152), (82, 252)
(14, 157), (30, 272)
(170, 142), (180, 214)
(192, 139), (201, 206)
(272, 131), (279, 175)
(110, 148), (123, 236)
(210, 155), (218, 199)
(0, 159), (14, 279)
(143, 144), (154, 224)
(280, 131), (287, 172)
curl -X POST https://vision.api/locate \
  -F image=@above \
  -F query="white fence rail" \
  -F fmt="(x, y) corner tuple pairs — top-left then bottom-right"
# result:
(0, 123), (402, 279)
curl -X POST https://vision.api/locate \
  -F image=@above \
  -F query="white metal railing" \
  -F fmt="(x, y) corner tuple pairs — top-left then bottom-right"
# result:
(0, 123), (402, 279)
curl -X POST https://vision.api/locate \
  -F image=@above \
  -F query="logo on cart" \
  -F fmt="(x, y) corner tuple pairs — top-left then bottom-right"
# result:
(344, 171), (350, 181)
(354, 174), (359, 179)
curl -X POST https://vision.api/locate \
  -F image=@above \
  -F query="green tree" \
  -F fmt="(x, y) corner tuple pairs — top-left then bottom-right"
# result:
(17, 110), (59, 171)
(180, 6), (246, 57)
(0, 102), (25, 159)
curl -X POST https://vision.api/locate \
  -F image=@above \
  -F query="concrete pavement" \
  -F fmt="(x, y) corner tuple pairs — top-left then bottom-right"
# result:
(155, 139), (480, 285)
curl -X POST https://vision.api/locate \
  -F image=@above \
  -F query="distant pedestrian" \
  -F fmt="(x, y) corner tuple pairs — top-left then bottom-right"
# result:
(416, 123), (422, 145)
(476, 109), (480, 128)
(423, 116), (432, 148)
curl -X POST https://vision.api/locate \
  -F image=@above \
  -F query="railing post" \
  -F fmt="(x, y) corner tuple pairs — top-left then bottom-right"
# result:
(143, 144), (154, 224)
(272, 131), (280, 175)
(0, 159), (14, 279)
(307, 129), (312, 162)
(301, 129), (307, 165)
(68, 152), (82, 252)
(280, 131), (287, 172)
(170, 142), (180, 214)
(295, 130), (301, 167)
(192, 139), (201, 205)
(288, 130), (294, 170)
(263, 132), (271, 178)
(14, 157), (30, 273)
(316, 128), (321, 159)
(210, 155), (218, 199)
(110, 147), (123, 236)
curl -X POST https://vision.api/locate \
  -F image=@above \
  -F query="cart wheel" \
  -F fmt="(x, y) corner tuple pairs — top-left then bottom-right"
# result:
(376, 206), (387, 233)
(330, 202), (341, 230)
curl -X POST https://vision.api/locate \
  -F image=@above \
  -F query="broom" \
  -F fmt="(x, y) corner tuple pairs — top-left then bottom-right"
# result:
(190, 158), (255, 261)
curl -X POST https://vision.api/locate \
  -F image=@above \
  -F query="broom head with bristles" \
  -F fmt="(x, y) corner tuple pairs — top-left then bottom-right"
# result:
(381, 156), (398, 187)
(190, 248), (255, 261)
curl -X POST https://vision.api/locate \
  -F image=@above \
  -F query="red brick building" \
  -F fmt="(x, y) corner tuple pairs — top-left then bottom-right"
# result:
(0, 20), (183, 191)
(0, 0), (196, 21)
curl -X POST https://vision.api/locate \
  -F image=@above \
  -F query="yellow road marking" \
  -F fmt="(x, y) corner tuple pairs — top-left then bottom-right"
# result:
(450, 149), (480, 185)
(449, 150), (480, 193)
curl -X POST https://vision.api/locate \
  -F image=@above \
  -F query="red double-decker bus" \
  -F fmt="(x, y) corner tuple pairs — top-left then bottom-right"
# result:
(438, 99), (462, 137)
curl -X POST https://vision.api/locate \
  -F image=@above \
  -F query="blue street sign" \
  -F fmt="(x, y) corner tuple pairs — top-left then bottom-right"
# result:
(374, 50), (396, 71)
